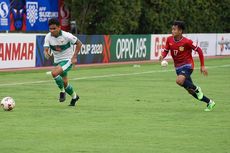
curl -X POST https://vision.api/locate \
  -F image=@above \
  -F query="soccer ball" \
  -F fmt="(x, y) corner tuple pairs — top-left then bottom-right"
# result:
(1, 97), (15, 111)
(161, 60), (168, 67)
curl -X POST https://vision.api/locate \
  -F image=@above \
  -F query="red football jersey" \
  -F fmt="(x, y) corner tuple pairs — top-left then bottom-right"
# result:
(162, 36), (204, 69)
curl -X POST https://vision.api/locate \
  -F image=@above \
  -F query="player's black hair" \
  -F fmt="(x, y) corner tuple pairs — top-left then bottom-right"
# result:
(173, 20), (185, 31)
(48, 18), (60, 26)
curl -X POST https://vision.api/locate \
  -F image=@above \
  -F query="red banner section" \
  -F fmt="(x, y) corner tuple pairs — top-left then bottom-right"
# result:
(0, 34), (36, 69)
(58, 0), (71, 32)
(0, 43), (34, 61)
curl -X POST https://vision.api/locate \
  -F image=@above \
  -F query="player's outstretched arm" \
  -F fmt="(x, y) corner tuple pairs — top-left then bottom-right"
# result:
(71, 40), (82, 65)
(200, 66), (208, 76)
(159, 50), (168, 61)
(194, 46), (208, 76)
(44, 47), (51, 59)
(159, 55), (163, 61)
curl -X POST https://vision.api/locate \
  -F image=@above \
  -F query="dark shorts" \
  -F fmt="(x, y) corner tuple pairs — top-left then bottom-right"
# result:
(176, 64), (193, 79)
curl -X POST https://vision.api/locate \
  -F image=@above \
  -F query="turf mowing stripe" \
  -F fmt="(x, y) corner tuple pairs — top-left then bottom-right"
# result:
(0, 64), (230, 87)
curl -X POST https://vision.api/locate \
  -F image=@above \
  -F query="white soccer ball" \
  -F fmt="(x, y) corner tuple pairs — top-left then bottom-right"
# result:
(161, 60), (168, 67)
(1, 97), (15, 111)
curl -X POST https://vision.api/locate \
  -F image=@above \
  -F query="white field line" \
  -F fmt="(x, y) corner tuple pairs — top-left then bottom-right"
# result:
(0, 64), (230, 87)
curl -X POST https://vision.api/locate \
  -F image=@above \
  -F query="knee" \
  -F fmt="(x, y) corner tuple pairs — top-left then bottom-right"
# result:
(51, 70), (58, 78)
(176, 78), (184, 86)
(52, 66), (63, 78)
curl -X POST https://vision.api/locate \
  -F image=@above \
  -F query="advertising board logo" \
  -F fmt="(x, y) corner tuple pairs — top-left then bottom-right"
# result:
(154, 36), (167, 57)
(103, 35), (111, 63)
(218, 37), (230, 52)
(0, 2), (9, 18)
(0, 2), (9, 26)
(59, 2), (70, 31)
(116, 37), (147, 59)
(60, 3), (70, 19)
(200, 41), (209, 54)
(26, 2), (38, 27)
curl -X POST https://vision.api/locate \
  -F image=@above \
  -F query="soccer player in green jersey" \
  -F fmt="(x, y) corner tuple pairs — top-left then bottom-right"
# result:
(44, 18), (82, 106)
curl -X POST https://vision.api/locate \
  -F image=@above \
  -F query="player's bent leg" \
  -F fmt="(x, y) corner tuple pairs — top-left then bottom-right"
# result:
(179, 75), (204, 102)
(52, 66), (66, 102)
(54, 75), (66, 102)
(65, 84), (74, 95)
(69, 96), (80, 106)
(195, 86), (204, 100)
(62, 77), (69, 88)
(181, 76), (204, 100)
(64, 84), (80, 106)
(59, 92), (66, 102)
(204, 100), (216, 111)
(58, 60), (79, 106)
(176, 75), (186, 86)
(186, 88), (199, 99)
(176, 69), (214, 111)
(52, 66), (63, 78)
(187, 88), (195, 94)
(183, 78), (197, 91)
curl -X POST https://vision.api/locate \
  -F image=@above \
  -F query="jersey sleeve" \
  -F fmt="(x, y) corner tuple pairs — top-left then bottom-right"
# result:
(43, 35), (50, 48)
(188, 39), (205, 67)
(188, 39), (198, 51)
(66, 32), (78, 45)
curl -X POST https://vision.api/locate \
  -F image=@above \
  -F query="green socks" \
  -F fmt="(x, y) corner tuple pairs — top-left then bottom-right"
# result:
(65, 84), (77, 99)
(54, 76), (76, 98)
(54, 75), (64, 90)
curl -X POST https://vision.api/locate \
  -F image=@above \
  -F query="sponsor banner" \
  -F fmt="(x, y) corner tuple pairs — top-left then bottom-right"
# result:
(26, 0), (58, 31)
(10, 0), (26, 31)
(77, 35), (111, 64)
(150, 34), (217, 60)
(186, 34), (216, 56)
(58, 0), (71, 32)
(0, 0), (10, 31)
(35, 35), (53, 67)
(150, 34), (170, 60)
(216, 34), (230, 55)
(35, 34), (111, 66)
(0, 34), (36, 69)
(1, 0), (59, 32)
(110, 35), (151, 62)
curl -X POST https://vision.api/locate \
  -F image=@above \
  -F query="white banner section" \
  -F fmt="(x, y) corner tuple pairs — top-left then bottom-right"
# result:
(186, 34), (216, 57)
(216, 33), (230, 55)
(150, 34), (226, 60)
(0, 34), (36, 69)
(150, 34), (170, 60)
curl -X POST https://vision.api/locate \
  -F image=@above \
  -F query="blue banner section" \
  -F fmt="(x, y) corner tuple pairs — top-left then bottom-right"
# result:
(0, 0), (58, 32)
(0, 0), (10, 31)
(35, 34), (108, 67)
(10, 0), (26, 31)
(77, 35), (106, 64)
(26, 0), (58, 31)
(36, 35), (53, 67)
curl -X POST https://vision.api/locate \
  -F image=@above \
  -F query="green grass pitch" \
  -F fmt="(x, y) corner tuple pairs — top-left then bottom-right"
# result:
(0, 58), (230, 153)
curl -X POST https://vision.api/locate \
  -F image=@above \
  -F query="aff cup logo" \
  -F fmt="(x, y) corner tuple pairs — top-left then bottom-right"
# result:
(26, 2), (38, 27)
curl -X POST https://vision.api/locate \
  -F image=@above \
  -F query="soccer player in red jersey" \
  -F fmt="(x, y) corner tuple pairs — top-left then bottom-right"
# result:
(159, 21), (215, 111)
